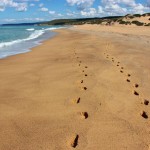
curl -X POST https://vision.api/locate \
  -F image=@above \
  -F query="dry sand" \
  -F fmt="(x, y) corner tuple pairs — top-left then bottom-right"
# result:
(0, 25), (150, 150)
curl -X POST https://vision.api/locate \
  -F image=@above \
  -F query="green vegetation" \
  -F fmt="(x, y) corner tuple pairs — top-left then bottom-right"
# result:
(118, 20), (131, 25)
(131, 20), (144, 26)
(40, 16), (122, 26)
(145, 23), (150, 26)
(39, 13), (150, 27)
(142, 13), (150, 17)
(133, 14), (141, 17)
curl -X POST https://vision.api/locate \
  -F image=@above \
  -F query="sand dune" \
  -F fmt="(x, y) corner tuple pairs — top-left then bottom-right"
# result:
(0, 26), (150, 149)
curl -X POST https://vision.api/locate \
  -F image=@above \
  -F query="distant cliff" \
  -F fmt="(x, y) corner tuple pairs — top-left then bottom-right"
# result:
(39, 16), (122, 26)
(39, 13), (150, 26)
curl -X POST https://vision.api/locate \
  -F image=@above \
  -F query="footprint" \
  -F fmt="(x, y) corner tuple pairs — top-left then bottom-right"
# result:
(85, 66), (88, 69)
(133, 90), (139, 96)
(140, 111), (148, 119)
(134, 84), (139, 88)
(82, 70), (85, 73)
(117, 64), (119, 66)
(85, 74), (88, 77)
(118, 62), (120, 64)
(120, 70), (123, 73)
(72, 98), (80, 104)
(80, 80), (83, 83)
(70, 134), (79, 148)
(142, 99), (149, 105)
(80, 112), (88, 119)
(121, 67), (124, 69)
(79, 61), (82, 63)
(128, 74), (131, 77)
(82, 87), (87, 90)
(126, 79), (130, 82)
(79, 64), (81, 66)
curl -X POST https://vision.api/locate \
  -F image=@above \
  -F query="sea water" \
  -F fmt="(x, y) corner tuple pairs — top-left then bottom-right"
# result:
(0, 25), (64, 59)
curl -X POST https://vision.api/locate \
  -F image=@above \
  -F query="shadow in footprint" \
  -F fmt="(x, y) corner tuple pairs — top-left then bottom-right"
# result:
(133, 90), (139, 96)
(82, 87), (87, 90)
(126, 79), (130, 82)
(85, 74), (88, 77)
(80, 112), (88, 119)
(135, 84), (139, 88)
(128, 74), (131, 77)
(72, 98), (80, 104)
(70, 134), (79, 148)
(80, 80), (83, 83)
(140, 111), (148, 119)
(142, 99), (149, 105)
(120, 70), (123, 73)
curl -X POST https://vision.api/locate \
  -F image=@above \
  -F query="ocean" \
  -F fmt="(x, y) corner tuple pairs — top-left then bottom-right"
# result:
(0, 25), (63, 59)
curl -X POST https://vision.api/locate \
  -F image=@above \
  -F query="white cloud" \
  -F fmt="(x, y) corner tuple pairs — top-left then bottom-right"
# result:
(39, 3), (44, 7)
(40, 7), (49, 12)
(77, 0), (150, 18)
(98, 6), (104, 14)
(66, 0), (95, 10)
(0, 6), (5, 11)
(101, 0), (136, 7)
(49, 11), (55, 14)
(2, 18), (16, 22)
(15, 3), (27, 11)
(1, 17), (45, 23)
(81, 8), (97, 17)
(30, 3), (35, 7)
(100, 0), (149, 16)
(0, 0), (28, 11)
(104, 3), (127, 15)
(57, 13), (63, 17)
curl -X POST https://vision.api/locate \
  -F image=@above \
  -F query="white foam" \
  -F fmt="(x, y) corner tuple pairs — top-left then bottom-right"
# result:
(45, 26), (65, 31)
(26, 28), (35, 31)
(0, 29), (44, 48)
(0, 26), (64, 49)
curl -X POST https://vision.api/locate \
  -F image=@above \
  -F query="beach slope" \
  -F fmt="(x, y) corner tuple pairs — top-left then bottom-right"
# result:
(0, 26), (150, 150)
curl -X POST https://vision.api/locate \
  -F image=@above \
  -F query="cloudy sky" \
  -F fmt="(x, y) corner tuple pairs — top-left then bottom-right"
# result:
(0, 0), (150, 24)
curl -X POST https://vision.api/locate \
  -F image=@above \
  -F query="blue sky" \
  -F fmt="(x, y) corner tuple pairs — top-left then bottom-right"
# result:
(0, 0), (150, 24)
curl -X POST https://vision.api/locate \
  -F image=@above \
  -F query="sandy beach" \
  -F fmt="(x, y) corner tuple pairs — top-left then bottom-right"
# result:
(0, 25), (150, 150)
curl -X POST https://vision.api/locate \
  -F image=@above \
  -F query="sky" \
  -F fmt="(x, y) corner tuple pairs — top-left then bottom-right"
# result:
(0, 0), (150, 24)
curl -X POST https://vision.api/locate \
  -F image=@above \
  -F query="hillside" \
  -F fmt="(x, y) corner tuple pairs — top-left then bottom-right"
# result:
(39, 16), (122, 25)
(40, 13), (150, 26)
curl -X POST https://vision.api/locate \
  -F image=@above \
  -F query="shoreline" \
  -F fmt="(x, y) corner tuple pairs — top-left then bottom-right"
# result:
(0, 26), (150, 150)
(0, 26), (61, 60)
(0, 31), (57, 61)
